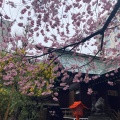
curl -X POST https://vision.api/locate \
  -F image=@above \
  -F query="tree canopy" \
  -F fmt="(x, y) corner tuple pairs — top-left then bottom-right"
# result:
(0, 0), (119, 96)
(0, 0), (120, 118)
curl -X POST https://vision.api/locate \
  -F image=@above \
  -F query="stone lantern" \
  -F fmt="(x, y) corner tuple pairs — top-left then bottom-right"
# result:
(69, 101), (87, 120)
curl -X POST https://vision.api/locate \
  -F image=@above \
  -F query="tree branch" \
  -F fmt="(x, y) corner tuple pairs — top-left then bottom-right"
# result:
(27, 0), (120, 59)
(75, 33), (104, 70)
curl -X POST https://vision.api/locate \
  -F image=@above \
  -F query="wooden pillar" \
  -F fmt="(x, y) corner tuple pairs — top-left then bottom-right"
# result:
(80, 82), (92, 108)
(117, 83), (120, 110)
(104, 90), (111, 110)
(69, 90), (74, 105)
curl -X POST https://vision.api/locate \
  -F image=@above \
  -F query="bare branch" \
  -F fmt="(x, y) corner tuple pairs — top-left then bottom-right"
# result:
(107, 23), (120, 29)
(75, 33), (104, 70)
(27, 0), (120, 59)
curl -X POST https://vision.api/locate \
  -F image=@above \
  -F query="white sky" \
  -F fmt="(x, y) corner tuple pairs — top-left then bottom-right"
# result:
(0, 0), (97, 55)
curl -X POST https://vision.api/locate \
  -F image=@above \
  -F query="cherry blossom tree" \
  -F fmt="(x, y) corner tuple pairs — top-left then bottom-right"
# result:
(19, 0), (120, 87)
(0, 0), (120, 118)
(0, 36), (60, 119)
(0, 0), (120, 96)
(18, 0), (120, 70)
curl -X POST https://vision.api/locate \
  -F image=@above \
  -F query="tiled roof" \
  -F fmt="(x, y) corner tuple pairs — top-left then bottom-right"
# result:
(57, 53), (103, 74)
(55, 50), (119, 75)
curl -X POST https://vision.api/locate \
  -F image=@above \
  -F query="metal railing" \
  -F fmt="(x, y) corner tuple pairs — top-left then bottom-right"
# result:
(61, 108), (120, 120)
(62, 116), (88, 120)
(80, 118), (88, 120)
(61, 108), (73, 117)
(61, 108), (88, 120)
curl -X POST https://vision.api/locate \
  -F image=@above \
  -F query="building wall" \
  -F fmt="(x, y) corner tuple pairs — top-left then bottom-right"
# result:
(0, 19), (11, 42)
(104, 27), (120, 56)
(97, 15), (120, 57)
(69, 90), (74, 105)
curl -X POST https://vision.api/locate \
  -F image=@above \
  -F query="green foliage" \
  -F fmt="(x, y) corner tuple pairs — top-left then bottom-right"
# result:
(0, 86), (10, 118)
(0, 85), (45, 119)
(0, 50), (58, 119)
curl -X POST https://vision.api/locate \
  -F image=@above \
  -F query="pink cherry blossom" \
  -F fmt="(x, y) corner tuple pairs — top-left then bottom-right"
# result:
(60, 83), (66, 86)
(87, 88), (93, 95)
(107, 81), (114, 86)
(54, 92), (58, 96)
(0, 0), (120, 101)
(53, 97), (58, 101)
(18, 23), (23, 27)
(28, 92), (34, 96)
